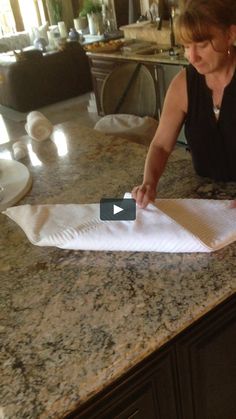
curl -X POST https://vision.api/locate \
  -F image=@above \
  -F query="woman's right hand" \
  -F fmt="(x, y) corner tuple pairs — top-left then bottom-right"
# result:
(131, 184), (156, 209)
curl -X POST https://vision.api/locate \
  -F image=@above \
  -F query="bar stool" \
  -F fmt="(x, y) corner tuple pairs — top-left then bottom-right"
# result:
(94, 62), (158, 145)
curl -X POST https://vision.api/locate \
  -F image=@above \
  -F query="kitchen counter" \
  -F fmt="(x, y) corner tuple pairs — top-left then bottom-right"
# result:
(0, 121), (236, 418)
(86, 47), (188, 66)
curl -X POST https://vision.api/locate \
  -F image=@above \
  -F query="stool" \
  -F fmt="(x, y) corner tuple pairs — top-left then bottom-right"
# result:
(94, 62), (158, 145)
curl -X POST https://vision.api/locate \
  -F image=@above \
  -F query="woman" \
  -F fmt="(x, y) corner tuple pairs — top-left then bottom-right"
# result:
(132, 0), (236, 208)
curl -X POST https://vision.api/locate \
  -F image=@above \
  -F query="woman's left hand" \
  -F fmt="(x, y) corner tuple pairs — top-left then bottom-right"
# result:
(230, 201), (236, 208)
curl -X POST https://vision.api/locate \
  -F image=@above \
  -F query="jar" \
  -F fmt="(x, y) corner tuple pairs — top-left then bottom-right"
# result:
(68, 28), (80, 42)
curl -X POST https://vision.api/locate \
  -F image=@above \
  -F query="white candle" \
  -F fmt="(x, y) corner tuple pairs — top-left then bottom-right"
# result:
(47, 31), (55, 48)
(58, 21), (67, 38)
(73, 18), (80, 31)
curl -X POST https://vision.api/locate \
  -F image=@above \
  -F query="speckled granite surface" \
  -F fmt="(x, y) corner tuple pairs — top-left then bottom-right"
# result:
(0, 121), (235, 418)
(86, 48), (188, 66)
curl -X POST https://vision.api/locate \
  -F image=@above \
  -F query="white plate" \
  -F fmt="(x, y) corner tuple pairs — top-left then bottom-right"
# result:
(0, 159), (32, 211)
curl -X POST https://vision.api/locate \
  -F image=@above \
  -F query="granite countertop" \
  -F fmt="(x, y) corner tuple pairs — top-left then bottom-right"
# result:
(0, 121), (236, 418)
(86, 47), (188, 66)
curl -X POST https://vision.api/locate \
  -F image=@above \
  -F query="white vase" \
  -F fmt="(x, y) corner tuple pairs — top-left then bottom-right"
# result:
(74, 17), (88, 31)
(87, 13), (103, 35)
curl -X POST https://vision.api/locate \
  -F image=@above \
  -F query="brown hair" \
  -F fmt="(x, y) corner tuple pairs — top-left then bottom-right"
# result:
(175, 0), (236, 44)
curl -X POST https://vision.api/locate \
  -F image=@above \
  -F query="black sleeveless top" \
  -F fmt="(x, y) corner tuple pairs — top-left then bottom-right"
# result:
(184, 64), (236, 181)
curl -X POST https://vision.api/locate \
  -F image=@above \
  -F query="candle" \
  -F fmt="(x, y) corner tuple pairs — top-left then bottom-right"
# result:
(73, 18), (80, 31)
(58, 21), (67, 38)
(47, 31), (55, 48)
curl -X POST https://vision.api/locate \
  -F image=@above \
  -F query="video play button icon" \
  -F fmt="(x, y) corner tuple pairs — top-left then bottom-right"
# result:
(113, 204), (124, 215)
(100, 198), (136, 221)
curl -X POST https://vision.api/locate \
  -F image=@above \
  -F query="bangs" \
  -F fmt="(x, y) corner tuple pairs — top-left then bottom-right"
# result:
(175, 13), (213, 44)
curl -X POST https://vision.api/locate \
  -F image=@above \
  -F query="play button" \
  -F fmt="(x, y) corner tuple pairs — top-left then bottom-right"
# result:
(100, 198), (136, 221)
(113, 204), (124, 215)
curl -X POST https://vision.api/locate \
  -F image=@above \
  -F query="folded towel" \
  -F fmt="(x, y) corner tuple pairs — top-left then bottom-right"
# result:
(94, 115), (158, 142)
(3, 195), (236, 252)
(25, 111), (53, 142)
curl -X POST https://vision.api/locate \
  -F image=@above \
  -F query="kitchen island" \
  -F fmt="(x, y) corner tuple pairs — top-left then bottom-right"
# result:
(0, 121), (236, 418)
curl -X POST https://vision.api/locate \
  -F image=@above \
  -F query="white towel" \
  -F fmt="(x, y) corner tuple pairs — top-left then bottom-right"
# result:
(94, 115), (158, 142)
(25, 111), (53, 142)
(3, 195), (236, 252)
(12, 141), (28, 160)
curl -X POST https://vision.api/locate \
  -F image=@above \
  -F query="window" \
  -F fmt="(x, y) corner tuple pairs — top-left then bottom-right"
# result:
(38, 0), (47, 24)
(0, 0), (16, 35)
(0, 0), (47, 36)
(18, 0), (46, 30)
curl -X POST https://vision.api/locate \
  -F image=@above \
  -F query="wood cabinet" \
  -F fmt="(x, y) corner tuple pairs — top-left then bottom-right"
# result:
(66, 294), (236, 419)
(176, 295), (236, 419)
(66, 348), (181, 418)
(113, 0), (141, 27)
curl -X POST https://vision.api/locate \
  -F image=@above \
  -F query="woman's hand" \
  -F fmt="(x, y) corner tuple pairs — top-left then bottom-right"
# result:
(132, 184), (156, 209)
(230, 201), (236, 208)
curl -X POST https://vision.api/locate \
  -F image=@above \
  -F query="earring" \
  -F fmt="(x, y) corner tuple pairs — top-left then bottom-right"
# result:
(228, 48), (231, 56)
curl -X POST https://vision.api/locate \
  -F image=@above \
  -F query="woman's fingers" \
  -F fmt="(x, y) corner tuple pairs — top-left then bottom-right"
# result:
(131, 184), (155, 208)
(136, 187), (147, 208)
(229, 200), (236, 208)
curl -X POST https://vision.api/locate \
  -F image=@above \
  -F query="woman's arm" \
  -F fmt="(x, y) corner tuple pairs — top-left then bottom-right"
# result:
(132, 68), (188, 208)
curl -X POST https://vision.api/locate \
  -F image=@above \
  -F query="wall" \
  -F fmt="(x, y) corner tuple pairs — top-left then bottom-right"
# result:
(140, 0), (153, 15)
(45, 0), (74, 28)
(140, 0), (175, 19)
(61, 0), (74, 29)
(70, 0), (117, 28)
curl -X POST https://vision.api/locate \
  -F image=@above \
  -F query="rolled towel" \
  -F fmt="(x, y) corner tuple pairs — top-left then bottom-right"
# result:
(12, 141), (28, 160)
(25, 111), (53, 142)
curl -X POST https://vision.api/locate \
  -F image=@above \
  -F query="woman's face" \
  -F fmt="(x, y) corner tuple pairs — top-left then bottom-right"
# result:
(183, 26), (232, 74)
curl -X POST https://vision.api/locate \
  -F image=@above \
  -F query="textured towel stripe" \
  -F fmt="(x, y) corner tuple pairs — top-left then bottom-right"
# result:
(155, 199), (235, 250)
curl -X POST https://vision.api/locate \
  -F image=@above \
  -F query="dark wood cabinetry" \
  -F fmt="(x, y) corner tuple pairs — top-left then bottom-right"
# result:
(66, 294), (236, 419)
(66, 348), (180, 418)
(113, 0), (141, 27)
(176, 296), (236, 419)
